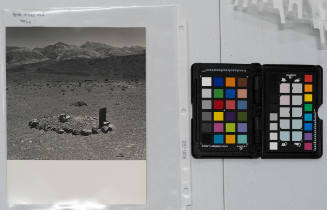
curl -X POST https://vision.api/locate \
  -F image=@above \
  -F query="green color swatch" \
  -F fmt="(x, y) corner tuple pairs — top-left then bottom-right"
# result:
(304, 103), (312, 112)
(237, 112), (247, 121)
(225, 123), (235, 132)
(214, 89), (224, 98)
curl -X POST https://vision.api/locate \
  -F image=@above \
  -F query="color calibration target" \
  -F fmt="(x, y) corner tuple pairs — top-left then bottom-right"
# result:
(201, 76), (248, 146)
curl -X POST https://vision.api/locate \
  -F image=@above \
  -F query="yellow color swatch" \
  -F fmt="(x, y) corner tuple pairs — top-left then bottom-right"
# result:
(214, 112), (224, 121)
(226, 135), (236, 144)
(225, 77), (235, 87)
(304, 94), (312, 102)
(304, 84), (312, 92)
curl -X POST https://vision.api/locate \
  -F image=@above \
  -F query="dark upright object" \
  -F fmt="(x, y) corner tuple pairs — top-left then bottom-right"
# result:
(99, 108), (107, 128)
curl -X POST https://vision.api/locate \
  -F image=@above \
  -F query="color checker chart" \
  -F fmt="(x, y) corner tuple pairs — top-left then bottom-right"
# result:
(192, 63), (322, 159)
(192, 63), (258, 158)
(201, 76), (248, 145)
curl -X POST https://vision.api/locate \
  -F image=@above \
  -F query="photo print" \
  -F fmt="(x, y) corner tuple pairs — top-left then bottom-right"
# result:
(6, 27), (146, 160)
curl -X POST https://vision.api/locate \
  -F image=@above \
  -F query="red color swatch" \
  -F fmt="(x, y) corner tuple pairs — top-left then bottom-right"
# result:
(304, 75), (312, 83)
(225, 100), (235, 110)
(304, 142), (312, 151)
(214, 100), (224, 109)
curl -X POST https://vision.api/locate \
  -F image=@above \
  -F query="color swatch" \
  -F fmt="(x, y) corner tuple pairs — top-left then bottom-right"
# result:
(201, 76), (248, 145)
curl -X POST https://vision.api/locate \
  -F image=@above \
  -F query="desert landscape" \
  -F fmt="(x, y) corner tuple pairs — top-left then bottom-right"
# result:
(6, 40), (146, 160)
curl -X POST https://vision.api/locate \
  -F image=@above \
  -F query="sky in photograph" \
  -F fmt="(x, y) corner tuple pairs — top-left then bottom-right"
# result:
(6, 27), (145, 48)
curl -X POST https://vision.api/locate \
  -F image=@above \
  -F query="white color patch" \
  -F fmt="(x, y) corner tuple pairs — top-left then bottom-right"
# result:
(269, 142), (278, 150)
(270, 123), (278, 131)
(292, 83), (302, 93)
(270, 113), (278, 121)
(292, 119), (303, 129)
(270, 132), (278, 140)
(280, 107), (290, 117)
(292, 95), (302, 105)
(280, 95), (290, 105)
(202, 77), (212, 86)
(280, 83), (290, 93)
(202, 89), (212, 98)
(292, 107), (302, 117)
(280, 119), (290, 129)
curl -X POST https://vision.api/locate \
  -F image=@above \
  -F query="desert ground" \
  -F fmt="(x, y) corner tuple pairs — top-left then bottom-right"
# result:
(7, 72), (146, 160)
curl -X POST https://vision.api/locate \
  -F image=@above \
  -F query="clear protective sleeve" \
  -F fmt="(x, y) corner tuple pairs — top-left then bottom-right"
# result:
(0, 6), (191, 210)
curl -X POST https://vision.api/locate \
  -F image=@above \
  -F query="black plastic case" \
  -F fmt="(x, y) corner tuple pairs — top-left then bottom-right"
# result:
(191, 63), (323, 159)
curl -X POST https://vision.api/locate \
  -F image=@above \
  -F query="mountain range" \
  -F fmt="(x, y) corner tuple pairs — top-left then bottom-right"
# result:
(6, 42), (145, 80)
(6, 42), (145, 66)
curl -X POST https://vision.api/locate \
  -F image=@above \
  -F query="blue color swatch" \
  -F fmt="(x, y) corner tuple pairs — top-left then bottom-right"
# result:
(237, 100), (247, 109)
(225, 89), (236, 99)
(214, 134), (224, 144)
(213, 77), (224, 87)
(304, 123), (312, 131)
(304, 113), (312, 121)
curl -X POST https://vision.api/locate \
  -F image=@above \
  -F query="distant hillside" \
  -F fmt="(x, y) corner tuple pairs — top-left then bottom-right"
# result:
(6, 41), (145, 66)
(6, 47), (48, 65)
(6, 42), (145, 80)
(7, 54), (145, 80)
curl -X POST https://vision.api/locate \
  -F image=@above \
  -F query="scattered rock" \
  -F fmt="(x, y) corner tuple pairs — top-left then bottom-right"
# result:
(72, 129), (80, 135)
(70, 101), (87, 107)
(56, 129), (65, 134)
(63, 127), (73, 133)
(40, 123), (48, 131)
(116, 153), (124, 158)
(59, 114), (70, 123)
(28, 111), (111, 136)
(101, 125), (113, 133)
(92, 127), (99, 134)
(28, 119), (39, 128)
(103, 121), (110, 126)
(81, 129), (92, 136)
(101, 126), (110, 133)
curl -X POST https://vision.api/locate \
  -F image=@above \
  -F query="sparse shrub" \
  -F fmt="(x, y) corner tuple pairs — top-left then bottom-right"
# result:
(70, 101), (87, 107)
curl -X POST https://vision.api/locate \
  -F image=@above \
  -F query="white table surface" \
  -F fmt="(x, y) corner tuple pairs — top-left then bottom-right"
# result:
(1, 1), (326, 210)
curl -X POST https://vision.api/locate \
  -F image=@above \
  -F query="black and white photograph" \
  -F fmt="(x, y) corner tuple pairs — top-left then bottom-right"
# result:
(6, 27), (146, 160)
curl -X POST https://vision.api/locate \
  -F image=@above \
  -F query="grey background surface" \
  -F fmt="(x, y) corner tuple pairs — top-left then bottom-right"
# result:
(1, 0), (327, 210)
